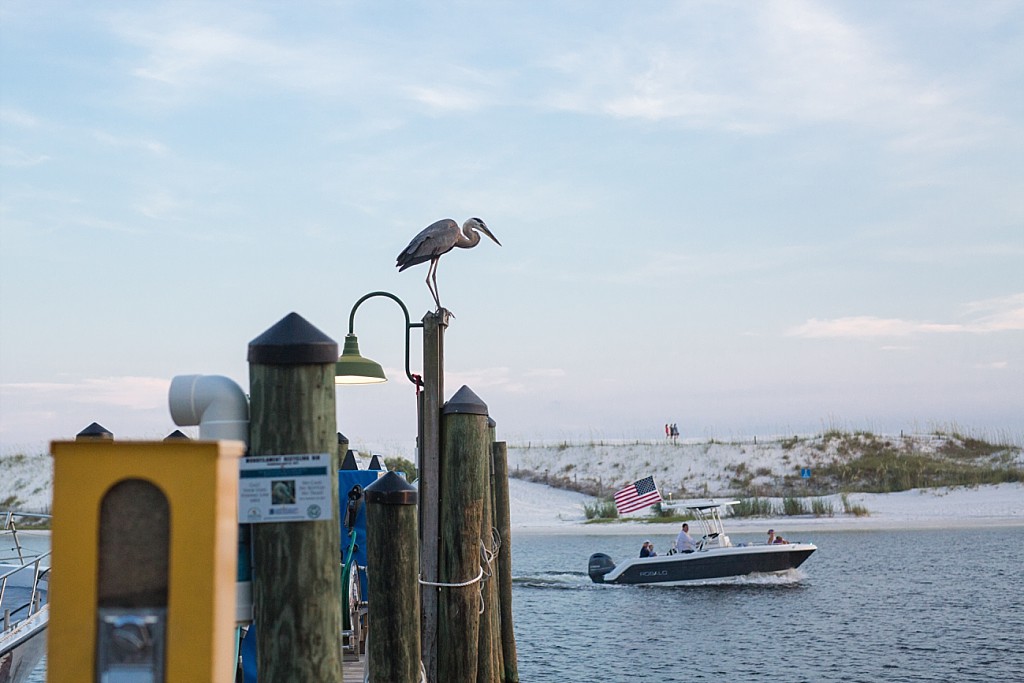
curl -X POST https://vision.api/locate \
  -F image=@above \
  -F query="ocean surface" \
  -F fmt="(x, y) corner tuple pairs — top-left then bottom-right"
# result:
(511, 527), (1024, 682)
(21, 526), (1024, 682)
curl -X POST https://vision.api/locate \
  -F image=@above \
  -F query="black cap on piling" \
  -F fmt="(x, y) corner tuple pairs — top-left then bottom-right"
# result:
(248, 312), (338, 365)
(442, 385), (488, 416)
(364, 471), (418, 505)
(164, 430), (190, 441)
(76, 422), (113, 440)
(341, 449), (359, 471)
(487, 417), (496, 428)
(368, 454), (384, 470)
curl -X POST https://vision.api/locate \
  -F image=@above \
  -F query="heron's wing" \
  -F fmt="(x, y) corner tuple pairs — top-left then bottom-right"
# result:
(396, 218), (459, 270)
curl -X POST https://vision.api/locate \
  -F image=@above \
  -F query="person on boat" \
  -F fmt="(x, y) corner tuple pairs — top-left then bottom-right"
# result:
(767, 529), (788, 544)
(674, 523), (696, 553)
(640, 541), (656, 557)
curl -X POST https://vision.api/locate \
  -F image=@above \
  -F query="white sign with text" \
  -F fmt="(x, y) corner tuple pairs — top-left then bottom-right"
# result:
(239, 453), (332, 523)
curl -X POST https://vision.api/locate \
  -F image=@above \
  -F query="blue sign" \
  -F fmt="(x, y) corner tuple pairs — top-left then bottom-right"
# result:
(800, 468), (812, 479)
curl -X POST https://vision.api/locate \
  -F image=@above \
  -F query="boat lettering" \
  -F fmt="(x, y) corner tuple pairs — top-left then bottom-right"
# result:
(638, 570), (669, 577)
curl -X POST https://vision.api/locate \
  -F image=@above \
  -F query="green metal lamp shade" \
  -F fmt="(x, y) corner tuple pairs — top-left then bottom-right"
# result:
(334, 334), (387, 384)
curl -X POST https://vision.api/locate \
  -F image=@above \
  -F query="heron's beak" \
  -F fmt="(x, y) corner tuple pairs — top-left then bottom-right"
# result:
(479, 224), (501, 247)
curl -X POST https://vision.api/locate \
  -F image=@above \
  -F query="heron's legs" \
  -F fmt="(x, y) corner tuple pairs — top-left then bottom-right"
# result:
(426, 258), (442, 311)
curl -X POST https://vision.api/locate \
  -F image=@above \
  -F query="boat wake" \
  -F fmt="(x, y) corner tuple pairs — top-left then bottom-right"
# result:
(513, 571), (603, 590)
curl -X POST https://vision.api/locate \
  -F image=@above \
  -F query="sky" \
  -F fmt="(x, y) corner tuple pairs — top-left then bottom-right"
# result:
(2, 1), (1022, 456)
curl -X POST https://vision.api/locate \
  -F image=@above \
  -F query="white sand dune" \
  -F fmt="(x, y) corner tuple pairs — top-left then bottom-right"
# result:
(3, 436), (1021, 535)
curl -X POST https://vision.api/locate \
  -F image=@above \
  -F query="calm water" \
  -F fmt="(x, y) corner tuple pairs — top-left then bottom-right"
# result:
(511, 527), (1024, 682)
(23, 527), (1024, 682)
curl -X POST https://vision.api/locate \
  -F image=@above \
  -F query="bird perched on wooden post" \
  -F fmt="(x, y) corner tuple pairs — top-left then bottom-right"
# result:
(396, 217), (501, 312)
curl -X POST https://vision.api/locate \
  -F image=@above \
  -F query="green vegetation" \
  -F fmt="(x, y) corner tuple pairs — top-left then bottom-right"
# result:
(810, 497), (834, 517)
(1, 494), (24, 509)
(583, 500), (619, 520)
(813, 436), (1021, 493)
(383, 456), (418, 483)
(841, 493), (870, 517)
(782, 497), (807, 516)
(731, 497), (776, 517)
(764, 430), (1019, 495)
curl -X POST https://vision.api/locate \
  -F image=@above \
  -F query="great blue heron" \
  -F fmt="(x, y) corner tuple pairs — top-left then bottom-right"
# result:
(396, 217), (501, 311)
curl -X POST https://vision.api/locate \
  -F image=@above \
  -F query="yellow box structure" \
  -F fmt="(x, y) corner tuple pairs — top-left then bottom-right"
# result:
(48, 440), (244, 683)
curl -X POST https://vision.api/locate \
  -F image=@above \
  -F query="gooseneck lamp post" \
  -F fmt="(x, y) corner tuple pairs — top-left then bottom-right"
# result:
(333, 291), (448, 683)
(334, 291), (424, 387)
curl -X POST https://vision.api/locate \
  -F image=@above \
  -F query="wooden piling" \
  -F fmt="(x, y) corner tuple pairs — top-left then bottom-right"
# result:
(420, 310), (446, 683)
(365, 472), (421, 683)
(437, 386), (489, 683)
(476, 419), (498, 683)
(491, 441), (519, 682)
(248, 312), (343, 683)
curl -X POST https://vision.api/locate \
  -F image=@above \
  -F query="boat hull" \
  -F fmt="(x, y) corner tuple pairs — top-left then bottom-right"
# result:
(589, 544), (816, 585)
(0, 606), (48, 683)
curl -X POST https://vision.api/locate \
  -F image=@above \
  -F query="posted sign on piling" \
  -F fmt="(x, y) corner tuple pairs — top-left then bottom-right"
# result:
(239, 453), (332, 523)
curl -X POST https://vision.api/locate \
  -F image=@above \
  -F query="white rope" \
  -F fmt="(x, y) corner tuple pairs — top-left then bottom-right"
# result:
(417, 528), (503, 615)
(419, 566), (484, 588)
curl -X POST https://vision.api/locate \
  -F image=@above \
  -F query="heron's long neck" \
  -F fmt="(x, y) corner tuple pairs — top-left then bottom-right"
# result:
(455, 226), (481, 249)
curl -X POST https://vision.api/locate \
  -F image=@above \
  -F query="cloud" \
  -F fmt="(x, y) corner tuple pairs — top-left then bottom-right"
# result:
(525, 368), (567, 379)
(0, 146), (50, 167)
(788, 293), (1024, 338)
(788, 316), (961, 338)
(444, 366), (568, 395)
(0, 107), (39, 127)
(92, 130), (168, 155)
(960, 293), (1024, 332)
(3, 376), (171, 410)
(539, 0), (995, 152)
(404, 85), (492, 113)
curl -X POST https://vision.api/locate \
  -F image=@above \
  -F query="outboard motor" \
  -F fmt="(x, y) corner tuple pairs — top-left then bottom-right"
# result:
(588, 553), (616, 583)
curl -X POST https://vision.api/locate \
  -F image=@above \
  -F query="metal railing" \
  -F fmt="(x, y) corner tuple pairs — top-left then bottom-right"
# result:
(1, 510), (52, 631)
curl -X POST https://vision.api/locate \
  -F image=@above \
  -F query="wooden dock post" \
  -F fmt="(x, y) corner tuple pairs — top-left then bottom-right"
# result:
(419, 310), (446, 683)
(478, 418), (502, 683)
(365, 471), (420, 683)
(491, 440), (520, 682)
(248, 312), (343, 682)
(437, 385), (489, 683)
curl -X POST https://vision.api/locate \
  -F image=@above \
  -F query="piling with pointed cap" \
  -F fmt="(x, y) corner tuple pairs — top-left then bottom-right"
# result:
(369, 453), (384, 470)
(341, 449), (359, 471)
(437, 385), (489, 682)
(365, 472), (421, 682)
(164, 429), (190, 441)
(76, 422), (113, 440)
(247, 312), (343, 682)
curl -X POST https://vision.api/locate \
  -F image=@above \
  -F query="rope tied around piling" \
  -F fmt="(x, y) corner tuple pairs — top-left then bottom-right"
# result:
(419, 528), (502, 614)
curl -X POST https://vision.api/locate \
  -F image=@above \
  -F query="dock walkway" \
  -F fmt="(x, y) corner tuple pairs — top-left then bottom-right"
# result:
(342, 653), (367, 682)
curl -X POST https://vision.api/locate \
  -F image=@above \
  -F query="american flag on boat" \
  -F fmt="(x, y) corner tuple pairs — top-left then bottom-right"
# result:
(613, 475), (663, 514)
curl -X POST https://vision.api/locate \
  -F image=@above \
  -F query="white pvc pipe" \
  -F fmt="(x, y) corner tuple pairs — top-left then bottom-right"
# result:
(168, 374), (249, 444)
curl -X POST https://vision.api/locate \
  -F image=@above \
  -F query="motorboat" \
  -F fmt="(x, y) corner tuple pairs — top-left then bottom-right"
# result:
(1, 511), (50, 683)
(588, 500), (816, 585)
